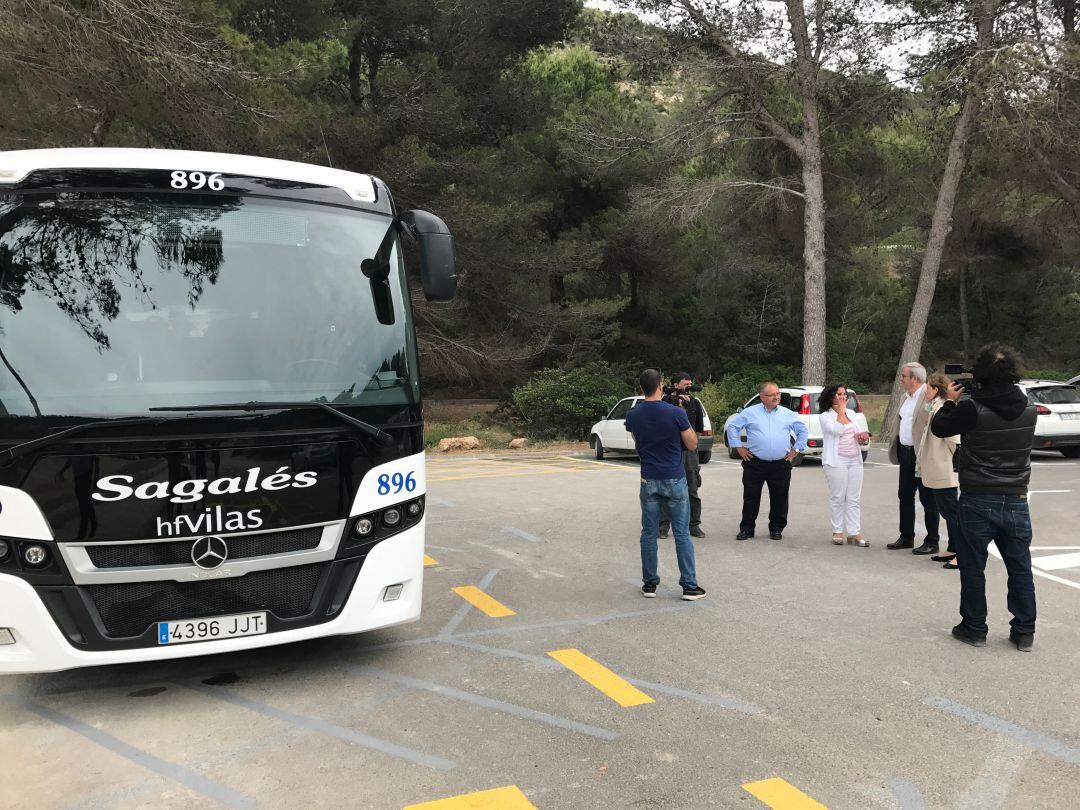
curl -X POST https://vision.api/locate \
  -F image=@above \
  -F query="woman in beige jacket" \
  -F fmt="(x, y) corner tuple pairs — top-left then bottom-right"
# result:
(917, 372), (961, 568)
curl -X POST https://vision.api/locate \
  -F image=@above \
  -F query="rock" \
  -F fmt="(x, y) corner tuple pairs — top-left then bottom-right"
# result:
(437, 436), (481, 452)
(508, 438), (529, 449)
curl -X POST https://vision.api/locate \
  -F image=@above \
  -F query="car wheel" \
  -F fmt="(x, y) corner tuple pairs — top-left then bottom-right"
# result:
(1061, 447), (1080, 459)
(790, 452), (805, 467)
(699, 451), (712, 465)
(728, 445), (739, 459)
(592, 436), (605, 460)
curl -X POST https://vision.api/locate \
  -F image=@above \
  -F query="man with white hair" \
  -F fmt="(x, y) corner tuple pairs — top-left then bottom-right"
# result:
(887, 361), (941, 553)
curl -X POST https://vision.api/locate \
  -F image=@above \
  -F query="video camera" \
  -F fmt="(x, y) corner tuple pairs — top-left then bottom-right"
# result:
(944, 363), (975, 392)
(662, 383), (702, 397)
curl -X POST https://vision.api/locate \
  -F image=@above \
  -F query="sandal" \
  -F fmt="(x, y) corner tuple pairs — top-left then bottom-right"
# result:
(943, 561), (959, 570)
(847, 535), (870, 547)
(931, 553), (957, 563)
(832, 533), (844, 545)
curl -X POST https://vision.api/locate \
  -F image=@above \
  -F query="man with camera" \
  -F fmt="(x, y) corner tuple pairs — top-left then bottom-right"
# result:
(930, 343), (1038, 651)
(659, 372), (706, 539)
(625, 368), (706, 601)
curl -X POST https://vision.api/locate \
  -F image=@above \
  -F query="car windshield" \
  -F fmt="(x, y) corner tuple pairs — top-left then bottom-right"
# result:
(0, 193), (416, 417)
(1029, 386), (1080, 405)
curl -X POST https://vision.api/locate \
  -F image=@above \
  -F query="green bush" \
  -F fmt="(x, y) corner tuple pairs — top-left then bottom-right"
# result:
(1025, 368), (1073, 382)
(697, 363), (801, 427)
(511, 362), (629, 440)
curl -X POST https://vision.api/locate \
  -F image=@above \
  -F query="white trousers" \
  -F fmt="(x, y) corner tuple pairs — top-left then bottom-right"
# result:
(824, 460), (863, 535)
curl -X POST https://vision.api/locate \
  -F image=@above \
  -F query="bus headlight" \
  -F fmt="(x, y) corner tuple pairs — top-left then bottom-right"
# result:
(406, 500), (423, 518)
(23, 544), (49, 567)
(353, 517), (375, 537)
(382, 508), (401, 527)
(0, 540), (10, 561)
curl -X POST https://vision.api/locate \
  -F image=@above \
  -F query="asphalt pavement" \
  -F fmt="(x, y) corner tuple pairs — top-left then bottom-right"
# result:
(2, 447), (1078, 809)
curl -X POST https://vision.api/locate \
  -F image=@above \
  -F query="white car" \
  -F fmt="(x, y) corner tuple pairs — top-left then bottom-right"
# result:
(588, 396), (716, 464)
(1019, 379), (1080, 458)
(1067, 374), (1079, 387)
(721, 385), (870, 466)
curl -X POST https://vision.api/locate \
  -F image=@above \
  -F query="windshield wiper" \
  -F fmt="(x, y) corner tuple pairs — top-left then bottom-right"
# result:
(1, 416), (175, 466)
(149, 401), (395, 446)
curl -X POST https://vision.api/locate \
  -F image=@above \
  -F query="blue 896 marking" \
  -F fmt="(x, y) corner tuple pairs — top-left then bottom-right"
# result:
(378, 471), (417, 495)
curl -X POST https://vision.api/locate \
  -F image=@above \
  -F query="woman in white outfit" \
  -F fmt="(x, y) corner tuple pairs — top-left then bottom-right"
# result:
(819, 384), (872, 546)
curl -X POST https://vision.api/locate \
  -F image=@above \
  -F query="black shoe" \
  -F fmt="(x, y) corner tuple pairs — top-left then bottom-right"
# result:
(736, 530), (754, 541)
(887, 537), (914, 550)
(681, 586), (706, 601)
(951, 623), (987, 647)
(931, 553), (957, 562)
(913, 542), (939, 555)
(1009, 631), (1033, 652)
(769, 531), (783, 541)
(690, 527), (706, 538)
(642, 583), (657, 598)
(658, 529), (669, 539)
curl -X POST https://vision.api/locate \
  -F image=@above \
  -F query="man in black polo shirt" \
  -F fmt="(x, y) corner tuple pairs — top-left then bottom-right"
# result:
(931, 343), (1038, 651)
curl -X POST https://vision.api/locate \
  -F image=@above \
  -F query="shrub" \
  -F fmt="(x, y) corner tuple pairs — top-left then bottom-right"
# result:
(511, 362), (629, 440)
(697, 363), (801, 426)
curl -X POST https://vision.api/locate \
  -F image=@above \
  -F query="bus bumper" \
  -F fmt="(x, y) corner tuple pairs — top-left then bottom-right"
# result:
(0, 522), (426, 675)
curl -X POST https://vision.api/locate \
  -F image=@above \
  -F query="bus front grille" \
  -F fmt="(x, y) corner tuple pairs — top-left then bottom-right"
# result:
(84, 527), (323, 569)
(83, 563), (326, 638)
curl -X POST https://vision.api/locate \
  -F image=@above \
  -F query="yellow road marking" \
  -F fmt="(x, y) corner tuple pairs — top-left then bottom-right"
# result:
(452, 586), (516, 617)
(547, 648), (654, 707)
(742, 778), (828, 809)
(557, 455), (640, 471)
(423, 555), (438, 567)
(404, 785), (537, 809)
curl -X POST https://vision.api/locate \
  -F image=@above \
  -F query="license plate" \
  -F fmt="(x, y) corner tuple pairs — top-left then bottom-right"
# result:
(157, 612), (266, 645)
(1060, 412), (1080, 420)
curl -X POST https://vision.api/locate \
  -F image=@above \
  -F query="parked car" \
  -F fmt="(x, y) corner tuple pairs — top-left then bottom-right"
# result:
(588, 396), (716, 464)
(721, 386), (870, 466)
(1019, 379), (1080, 458)
(1067, 374), (1080, 387)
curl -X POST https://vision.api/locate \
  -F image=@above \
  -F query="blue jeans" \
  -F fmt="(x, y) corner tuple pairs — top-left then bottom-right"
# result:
(955, 493), (1037, 635)
(639, 477), (697, 589)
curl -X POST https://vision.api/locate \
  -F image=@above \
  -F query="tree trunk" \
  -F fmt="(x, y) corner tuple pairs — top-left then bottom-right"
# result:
(348, 34), (364, 105)
(959, 261), (971, 361)
(879, 0), (996, 447)
(799, 128), (828, 384)
(785, 0), (827, 385)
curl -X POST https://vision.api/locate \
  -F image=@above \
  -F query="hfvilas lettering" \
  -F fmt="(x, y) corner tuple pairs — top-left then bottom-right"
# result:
(157, 505), (265, 537)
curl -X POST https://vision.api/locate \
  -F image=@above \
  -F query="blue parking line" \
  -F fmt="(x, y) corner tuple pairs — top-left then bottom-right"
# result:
(9, 697), (255, 808)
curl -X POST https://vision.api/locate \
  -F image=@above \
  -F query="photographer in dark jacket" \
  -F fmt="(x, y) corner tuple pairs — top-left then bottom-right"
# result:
(930, 343), (1038, 651)
(659, 372), (706, 539)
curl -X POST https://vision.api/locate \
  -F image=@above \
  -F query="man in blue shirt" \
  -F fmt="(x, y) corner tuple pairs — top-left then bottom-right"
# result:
(624, 369), (707, 601)
(725, 382), (809, 541)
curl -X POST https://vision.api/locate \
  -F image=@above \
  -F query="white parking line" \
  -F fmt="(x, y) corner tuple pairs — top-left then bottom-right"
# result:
(1031, 551), (1080, 572)
(988, 543), (1080, 591)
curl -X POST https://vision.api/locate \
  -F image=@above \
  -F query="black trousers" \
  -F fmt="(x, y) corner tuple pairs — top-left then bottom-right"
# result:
(740, 457), (791, 534)
(897, 443), (940, 542)
(660, 450), (702, 531)
(933, 486), (959, 553)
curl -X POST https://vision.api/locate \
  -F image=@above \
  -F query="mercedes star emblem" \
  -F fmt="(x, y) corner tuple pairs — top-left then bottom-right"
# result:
(191, 536), (229, 570)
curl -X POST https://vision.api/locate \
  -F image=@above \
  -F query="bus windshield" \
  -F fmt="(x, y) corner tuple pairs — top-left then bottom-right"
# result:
(0, 193), (417, 417)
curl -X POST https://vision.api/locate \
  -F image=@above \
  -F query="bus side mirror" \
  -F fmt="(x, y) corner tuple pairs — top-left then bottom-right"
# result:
(400, 210), (456, 301)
